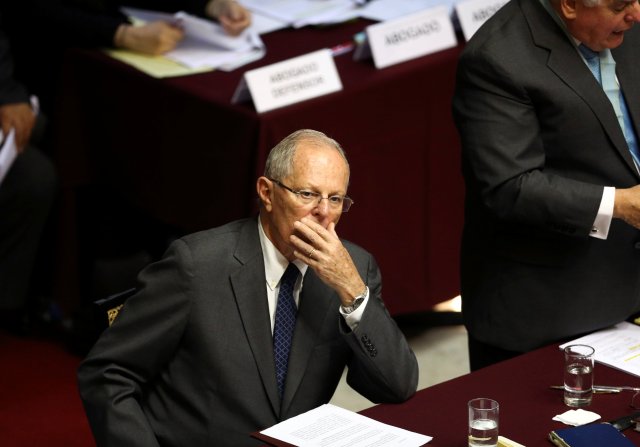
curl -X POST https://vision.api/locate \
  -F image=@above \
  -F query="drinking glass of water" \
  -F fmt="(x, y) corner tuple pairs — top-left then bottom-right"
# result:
(563, 344), (595, 407)
(468, 398), (499, 447)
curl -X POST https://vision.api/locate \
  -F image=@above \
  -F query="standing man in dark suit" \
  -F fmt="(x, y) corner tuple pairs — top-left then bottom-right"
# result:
(0, 12), (56, 333)
(78, 129), (419, 446)
(453, 0), (640, 370)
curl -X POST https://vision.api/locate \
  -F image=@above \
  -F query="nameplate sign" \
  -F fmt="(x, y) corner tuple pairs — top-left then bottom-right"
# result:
(455, 0), (508, 41)
(365, 6), (457, 69)
(238, 49), (342, 113)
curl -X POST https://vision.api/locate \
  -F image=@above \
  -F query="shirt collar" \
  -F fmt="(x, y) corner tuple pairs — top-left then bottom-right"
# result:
(258, 216), (308, 290)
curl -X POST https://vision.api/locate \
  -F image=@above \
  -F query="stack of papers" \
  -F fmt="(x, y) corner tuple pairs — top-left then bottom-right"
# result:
(255, 403), (432, 446)
(120, 7), (266, 72)
(241, 0), (458, 28)
(560, 321), (640, 377)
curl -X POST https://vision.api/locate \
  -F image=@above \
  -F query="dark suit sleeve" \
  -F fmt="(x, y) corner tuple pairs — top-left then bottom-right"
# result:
(118, 0), (210, 17)
(342, 251), (419, 403)
(77, 240), (194, 447)
(38, 0), (127, 48)
(0, 18), (29, 105)
(452, 44), (603, 237)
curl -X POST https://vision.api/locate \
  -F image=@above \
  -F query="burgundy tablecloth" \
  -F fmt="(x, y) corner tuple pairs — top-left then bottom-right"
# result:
(54, 20), (465, 315)
(361, 344), (640, 446)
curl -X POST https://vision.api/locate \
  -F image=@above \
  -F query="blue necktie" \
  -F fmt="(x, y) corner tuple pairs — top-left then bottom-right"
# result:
(578, 44), (640, 168)
(578, 44), (601, 82)
(273, 263), (300, 399)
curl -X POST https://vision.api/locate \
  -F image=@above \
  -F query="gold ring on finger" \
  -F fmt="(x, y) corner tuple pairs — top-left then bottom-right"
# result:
(307, 248), (316, 258)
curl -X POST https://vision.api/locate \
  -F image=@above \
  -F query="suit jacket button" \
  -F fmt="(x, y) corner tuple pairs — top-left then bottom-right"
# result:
(634, 242), (640, 250)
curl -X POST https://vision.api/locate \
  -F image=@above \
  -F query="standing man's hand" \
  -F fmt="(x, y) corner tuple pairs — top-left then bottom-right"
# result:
(614, 185), (640, 229)
(0, 102), (35, 152)
(290, 217), (366, 307)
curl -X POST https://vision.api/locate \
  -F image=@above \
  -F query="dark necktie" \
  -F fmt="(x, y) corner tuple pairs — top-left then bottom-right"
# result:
(273, 263), (300, 399)
(578, 44), (640, 167)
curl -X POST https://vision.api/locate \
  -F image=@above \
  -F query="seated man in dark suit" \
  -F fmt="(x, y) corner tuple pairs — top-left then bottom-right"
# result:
(77, 129), (419, 446)
(0, 14), (56, 333)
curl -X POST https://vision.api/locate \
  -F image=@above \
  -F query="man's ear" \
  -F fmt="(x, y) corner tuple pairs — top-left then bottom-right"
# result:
(560, 0), (579, 20)
(256, 176), (274, 212)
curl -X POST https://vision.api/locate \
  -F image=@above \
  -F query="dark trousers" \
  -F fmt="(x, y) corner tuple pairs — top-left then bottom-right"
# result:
(467, 332), (523, 371)
(0, 145), (56, 310)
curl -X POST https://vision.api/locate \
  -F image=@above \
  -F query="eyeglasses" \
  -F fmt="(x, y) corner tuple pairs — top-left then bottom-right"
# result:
(269, 179), (354, 213)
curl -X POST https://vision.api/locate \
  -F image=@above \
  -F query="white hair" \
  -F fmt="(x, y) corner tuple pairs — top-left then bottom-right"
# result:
(264, 129), (349, 181)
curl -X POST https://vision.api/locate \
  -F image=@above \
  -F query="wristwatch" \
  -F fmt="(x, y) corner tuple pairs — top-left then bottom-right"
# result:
(342, 287), (367, 314)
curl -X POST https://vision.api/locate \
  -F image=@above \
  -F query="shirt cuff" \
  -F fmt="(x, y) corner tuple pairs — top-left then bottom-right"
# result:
(590, 186), (615, 240)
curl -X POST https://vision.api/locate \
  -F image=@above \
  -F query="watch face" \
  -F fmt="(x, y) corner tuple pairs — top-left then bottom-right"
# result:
(344, 288), (367, 313)
(351, 297), (364, 310)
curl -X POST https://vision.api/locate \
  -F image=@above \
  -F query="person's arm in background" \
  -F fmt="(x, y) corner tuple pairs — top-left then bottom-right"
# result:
(113, 20), (184, 55)
(205, 0), (251, 36)
(128, 0), (252, 36)
(113, 0), (254, 53)
(12, 0), (183, 56)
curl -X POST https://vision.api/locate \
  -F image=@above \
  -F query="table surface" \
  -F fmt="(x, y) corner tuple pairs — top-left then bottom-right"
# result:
(360, 343), (640, 446)
(54, 20), (465, 315)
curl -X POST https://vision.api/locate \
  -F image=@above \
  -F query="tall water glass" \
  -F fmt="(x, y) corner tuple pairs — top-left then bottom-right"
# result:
(563, 344), (595, 407)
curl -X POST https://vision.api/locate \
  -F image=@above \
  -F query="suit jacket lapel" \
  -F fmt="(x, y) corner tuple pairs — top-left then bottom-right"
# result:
(280, 270), (335, 415)
(522, 0), (637, 176)
(229, 218), (281, 416)
(613, 31), (640, 178)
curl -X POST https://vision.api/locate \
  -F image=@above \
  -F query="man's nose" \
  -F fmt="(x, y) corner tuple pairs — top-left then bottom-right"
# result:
(312, 197), (331, 216)
(626, 2), (640, 22)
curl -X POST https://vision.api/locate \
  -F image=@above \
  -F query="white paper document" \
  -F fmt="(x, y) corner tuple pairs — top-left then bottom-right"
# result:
(0, 128), (18, 187)
(121, 8), (265, 70)
(560, 321), (640, 377)
(251, 10), (290, 35)
(359, 0), (458, 21)
(241, 0), (355, 27)
(258, 403), (432, 446)
(242, 0), (458, 27)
